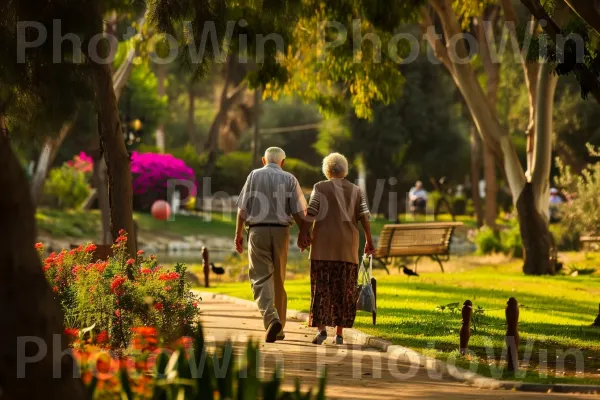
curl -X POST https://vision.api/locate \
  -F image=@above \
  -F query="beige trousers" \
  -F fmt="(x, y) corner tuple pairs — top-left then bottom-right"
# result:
(248, 226), (289, 330)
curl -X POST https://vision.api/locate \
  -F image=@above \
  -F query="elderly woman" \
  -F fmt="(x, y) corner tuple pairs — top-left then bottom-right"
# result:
(298, 153), (374, 345)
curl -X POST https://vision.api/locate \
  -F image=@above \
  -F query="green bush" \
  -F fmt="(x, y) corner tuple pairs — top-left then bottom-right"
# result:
(556, 147), (600, 236)
(282, 157), (323, 188)
(170, 149), (321, 195)
(43, 165), (91, 209)
(551, 223), (581, 251)
(501, 219), (523, 258)
(474, 226), (504, 255)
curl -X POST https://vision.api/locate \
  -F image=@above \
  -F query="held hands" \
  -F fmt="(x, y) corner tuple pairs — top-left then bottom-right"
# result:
(235, 232), (244, 254)
(364, 240), (375, 256)
(297, 232), (312, 251)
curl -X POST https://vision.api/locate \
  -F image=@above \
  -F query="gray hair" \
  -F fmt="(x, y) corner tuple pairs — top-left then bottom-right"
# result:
(264, 147), (286, 164)
(322, 152), (349, 178)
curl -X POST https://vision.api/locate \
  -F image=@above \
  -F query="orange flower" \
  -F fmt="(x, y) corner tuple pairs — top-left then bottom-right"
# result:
(85, 244), (97, 253)
(136, 249), (144, 255)
(126, 258), (135, 266)
(34, 242), (44, 250)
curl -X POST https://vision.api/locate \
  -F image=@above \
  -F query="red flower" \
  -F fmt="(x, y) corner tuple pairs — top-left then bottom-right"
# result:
(69, 250), (76, 256)
(132, 326), (157, 337)
(34, 242), (44, 250)
(64, 328), (79, 337)
(76, 245), (83, 252)
(119, 229), (126, 236)
(110, 275), (127, 295)
(136, 249), (144, 256)
(85, 244), (97, 253)
(115, 236), (127, 243)
(43, 264), (52, 272)
(154, 302), (163, 311)
(140, 268), (151, 274)
(96, 330), (108, 344)
(149, 255), (156, 260)
(126, 258), (135, 266)
(158, 272), (180, 281)
(115, 309), (121, 318)
(72, 265), (83, 275)
(52, 286), (59, 293)
(193, 301), (199, 308)
(165, 286), (171, 291)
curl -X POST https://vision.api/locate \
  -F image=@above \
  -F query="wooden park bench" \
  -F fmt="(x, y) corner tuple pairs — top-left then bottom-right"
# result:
(373, 222), (463, 274)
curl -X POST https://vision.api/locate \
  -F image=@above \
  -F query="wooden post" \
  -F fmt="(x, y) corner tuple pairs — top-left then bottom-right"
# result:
(459, 300), (472, 355)
(202, 247), (210, 288)
(593, 303), (600, 327)
(505, 297), (520, 372)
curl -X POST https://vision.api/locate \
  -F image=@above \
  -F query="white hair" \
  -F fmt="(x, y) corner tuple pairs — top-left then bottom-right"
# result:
(322, 152), (349, 178)
(264, 147), (286, 164)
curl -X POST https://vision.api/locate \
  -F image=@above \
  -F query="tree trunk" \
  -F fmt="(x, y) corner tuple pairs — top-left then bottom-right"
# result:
(470, 127), (484, 227)
(518, 62), (559, 275)
(30, 122), (74, 206)
(155, 64), (167, 153)
(187, 83), (197, 151)
(517, 183), (555, 275)
(91, 148), (112, 244)
(92, 60), (137, 259)
(251, 89), (262, 168)
(0, 129), (85, 399)
(476, 10), (501, 230)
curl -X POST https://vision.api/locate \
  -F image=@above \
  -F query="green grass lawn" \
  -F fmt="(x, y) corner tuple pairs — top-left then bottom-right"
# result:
(204, 262), (600, 385)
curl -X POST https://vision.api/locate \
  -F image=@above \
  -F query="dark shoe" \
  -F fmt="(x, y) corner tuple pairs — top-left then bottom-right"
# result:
(334, 335), (343, 345)
(265, 320), (282, 343)
(311, 331), (327, 345)
(276, 331), (285, 341)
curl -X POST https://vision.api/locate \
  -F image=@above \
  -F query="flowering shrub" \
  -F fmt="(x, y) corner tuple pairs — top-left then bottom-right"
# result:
(37, 231), (199, 348)
(130, 152), (197, 211)
(66, 151), (93, 174)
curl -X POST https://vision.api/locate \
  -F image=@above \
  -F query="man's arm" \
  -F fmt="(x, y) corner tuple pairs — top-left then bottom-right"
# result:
(235, 208), (246, 254)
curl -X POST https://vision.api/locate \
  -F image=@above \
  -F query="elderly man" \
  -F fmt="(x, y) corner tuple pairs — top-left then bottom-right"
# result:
(235, 147), (307, 342)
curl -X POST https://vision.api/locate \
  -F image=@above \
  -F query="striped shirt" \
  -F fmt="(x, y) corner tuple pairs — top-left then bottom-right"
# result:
(236, 163), (307, 225)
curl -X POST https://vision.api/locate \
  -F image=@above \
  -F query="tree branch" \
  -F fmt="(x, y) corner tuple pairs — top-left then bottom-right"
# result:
(520, 0), (600, 104)
(420, 7), (453, 72)
(563, 0), (600, 36)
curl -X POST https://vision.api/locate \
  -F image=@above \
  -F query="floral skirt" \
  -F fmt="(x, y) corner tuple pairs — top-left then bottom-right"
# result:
(309, 260), (359, 328)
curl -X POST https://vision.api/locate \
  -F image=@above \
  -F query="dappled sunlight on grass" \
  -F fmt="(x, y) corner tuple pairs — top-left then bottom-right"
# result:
(205, 263), (600, 384)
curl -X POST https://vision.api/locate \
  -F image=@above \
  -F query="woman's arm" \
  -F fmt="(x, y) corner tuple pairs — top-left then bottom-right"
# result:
(360, 214), (375, 255)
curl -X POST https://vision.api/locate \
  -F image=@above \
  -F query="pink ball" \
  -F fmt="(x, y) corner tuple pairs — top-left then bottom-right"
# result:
(151, 200), (171, 221)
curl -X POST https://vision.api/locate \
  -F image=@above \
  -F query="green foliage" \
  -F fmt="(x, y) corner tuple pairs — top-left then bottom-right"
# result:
(555, 146), (600, 236)
(474, 226), (504, 255)
(38, 236), (199, 348)
(42, 165), (91, 209)
(500, 218), (523, 259)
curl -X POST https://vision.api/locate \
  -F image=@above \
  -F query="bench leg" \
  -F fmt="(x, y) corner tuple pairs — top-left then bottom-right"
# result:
(432, 255), (445, 273)
(373, 258), (390, 275)
(414, 255), (423, 274)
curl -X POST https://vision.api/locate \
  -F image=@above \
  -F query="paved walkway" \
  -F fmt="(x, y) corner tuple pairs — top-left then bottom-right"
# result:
(199, 296), (594, 399)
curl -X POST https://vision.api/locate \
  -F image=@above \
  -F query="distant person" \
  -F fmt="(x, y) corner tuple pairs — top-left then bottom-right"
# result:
(235, 147), (307, 342)
(298, 153), (374, 345)
(549, 188), (564, 223)
(409, 180), (428, 214)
